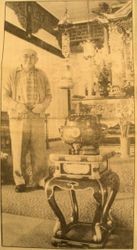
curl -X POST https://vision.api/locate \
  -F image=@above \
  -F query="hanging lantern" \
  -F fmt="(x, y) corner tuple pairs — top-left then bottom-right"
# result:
(56, 8), (73, 58)
(59, 61), (74, 89)
(56, 7), (74, 89)
(80, 0), (95, 60)
(62, 32), (70, 58)
(81, 39), (95, 60)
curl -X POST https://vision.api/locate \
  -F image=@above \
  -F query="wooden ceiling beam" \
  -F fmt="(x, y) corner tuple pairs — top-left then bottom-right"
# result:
(5, 21), (64, 58)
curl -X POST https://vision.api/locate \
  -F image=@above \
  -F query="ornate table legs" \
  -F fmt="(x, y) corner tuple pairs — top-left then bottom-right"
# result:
(46, 184), (67, 237)
(100, 171), (120, 227)
(92, 171), (120, 243)
(45, 170), (119, 248)
(69, 189), (79, 223)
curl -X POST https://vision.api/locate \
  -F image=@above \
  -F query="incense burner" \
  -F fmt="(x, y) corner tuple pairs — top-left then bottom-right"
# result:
(59, 114), (107, 154)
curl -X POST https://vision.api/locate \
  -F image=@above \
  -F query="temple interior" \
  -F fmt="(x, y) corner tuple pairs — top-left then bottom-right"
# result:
(1, 0), (136, 249)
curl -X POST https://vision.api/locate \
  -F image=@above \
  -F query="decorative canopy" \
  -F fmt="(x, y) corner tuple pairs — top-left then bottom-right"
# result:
(103, 0), (132, 21)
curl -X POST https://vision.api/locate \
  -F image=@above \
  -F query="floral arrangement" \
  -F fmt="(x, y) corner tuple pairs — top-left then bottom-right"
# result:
(98, 64), (111, 97)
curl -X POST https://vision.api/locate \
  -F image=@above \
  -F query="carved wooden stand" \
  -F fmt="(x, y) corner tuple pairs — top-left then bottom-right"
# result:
(45, 153), (120, 248)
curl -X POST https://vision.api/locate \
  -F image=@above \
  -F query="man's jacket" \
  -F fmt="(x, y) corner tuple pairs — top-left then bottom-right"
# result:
(3, 66), (52, 119)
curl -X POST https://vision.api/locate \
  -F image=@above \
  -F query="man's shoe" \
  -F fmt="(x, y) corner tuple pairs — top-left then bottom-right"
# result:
(15, 184), (26, 193)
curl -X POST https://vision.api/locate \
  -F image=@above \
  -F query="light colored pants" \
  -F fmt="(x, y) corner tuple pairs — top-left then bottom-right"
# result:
(9, 117), (48, 185)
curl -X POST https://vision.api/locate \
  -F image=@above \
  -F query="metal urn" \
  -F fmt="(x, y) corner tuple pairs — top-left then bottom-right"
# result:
(59, 114), (107, 155)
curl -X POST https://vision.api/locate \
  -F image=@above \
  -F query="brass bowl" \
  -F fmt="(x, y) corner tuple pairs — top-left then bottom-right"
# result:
(59, 114), (107, 154)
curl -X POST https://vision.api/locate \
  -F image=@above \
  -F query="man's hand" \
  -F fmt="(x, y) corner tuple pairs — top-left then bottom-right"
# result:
(32, 103), (45, 114)
(16, 103), (28, 114)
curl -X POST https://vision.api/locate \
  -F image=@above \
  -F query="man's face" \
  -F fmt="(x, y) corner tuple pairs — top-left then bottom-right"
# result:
(21, 50), (38, 70)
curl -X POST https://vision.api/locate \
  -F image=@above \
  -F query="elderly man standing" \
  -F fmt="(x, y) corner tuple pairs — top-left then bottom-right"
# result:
(3, 48), (52, 192)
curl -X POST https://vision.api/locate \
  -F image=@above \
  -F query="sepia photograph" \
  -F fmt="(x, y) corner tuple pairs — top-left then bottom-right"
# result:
(0, 0), (136, 249)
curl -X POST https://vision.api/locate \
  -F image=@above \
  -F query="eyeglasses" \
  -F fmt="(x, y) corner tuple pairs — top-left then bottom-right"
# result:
(23, 54), (36, 59)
